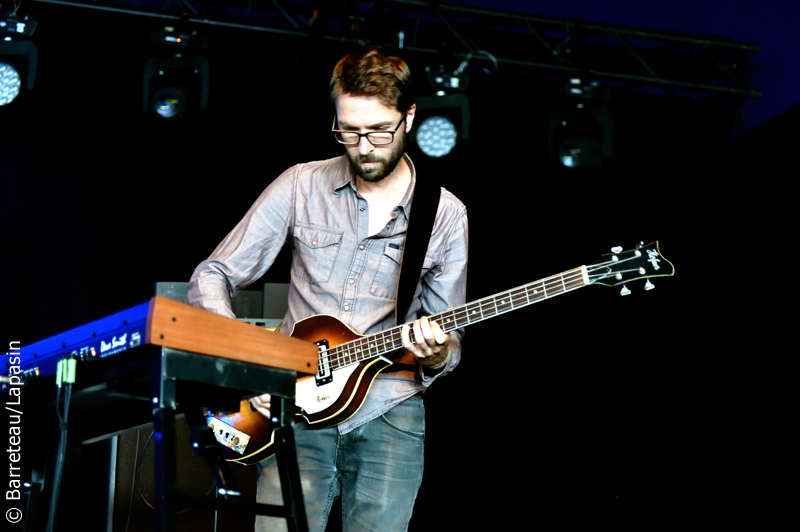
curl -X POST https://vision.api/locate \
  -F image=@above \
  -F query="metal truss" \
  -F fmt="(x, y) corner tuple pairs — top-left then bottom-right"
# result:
(24, 0), (760, 101)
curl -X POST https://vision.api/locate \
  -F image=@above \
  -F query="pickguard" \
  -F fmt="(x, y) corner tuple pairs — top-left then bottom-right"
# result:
(296, 364), (360, 416)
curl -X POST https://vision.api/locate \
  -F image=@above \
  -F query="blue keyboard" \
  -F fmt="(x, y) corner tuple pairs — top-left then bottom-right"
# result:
(4, 300), (151, 384)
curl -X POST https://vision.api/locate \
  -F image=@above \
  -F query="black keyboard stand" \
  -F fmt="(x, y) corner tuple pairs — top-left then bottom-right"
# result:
(149, 346), (309, 532)
(16, 344), (308, 532)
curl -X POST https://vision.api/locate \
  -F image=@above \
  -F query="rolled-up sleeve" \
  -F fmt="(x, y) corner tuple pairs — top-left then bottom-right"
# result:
(188, 166), (297, 318)
(419, 189), (468, 384)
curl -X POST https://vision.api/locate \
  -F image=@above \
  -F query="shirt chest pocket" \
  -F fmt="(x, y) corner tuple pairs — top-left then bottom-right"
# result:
(292, 224), (344, 284)
(369, 244), (403, 300)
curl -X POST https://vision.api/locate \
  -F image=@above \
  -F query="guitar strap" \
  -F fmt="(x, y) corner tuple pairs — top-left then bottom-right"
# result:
(391, 176), (441, 372)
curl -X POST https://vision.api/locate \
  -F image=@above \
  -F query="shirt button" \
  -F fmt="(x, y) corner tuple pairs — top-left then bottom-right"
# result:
(343, 305), (351, 312)
(349, 279), (355, 285)
(311, 240), (317, 246)
(359, 244), (365, 250)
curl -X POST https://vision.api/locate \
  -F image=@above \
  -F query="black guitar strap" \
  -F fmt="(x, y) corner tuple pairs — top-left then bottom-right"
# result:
(394, 177), (441, 326)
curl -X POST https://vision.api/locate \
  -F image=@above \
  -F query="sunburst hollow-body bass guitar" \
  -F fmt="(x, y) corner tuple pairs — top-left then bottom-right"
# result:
(207, 241), (675, 465)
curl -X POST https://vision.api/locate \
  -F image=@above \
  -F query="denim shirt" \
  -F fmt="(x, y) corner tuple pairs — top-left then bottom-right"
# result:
(188, 154), (468, 433)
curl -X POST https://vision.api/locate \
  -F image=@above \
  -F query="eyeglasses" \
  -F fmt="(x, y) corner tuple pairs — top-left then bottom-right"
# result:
(331, 111), (407, 146)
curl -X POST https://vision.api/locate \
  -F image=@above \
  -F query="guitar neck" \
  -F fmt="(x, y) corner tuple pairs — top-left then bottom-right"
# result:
(327, 266), (589, 370)
(432, 266), (588, 334)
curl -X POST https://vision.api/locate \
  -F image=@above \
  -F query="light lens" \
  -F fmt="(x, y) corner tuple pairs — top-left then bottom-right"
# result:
(416, 116), (457, 157)
(156, 98), (180, 118)
(153, 87), (185, 119)
(0, 63), (22, 106)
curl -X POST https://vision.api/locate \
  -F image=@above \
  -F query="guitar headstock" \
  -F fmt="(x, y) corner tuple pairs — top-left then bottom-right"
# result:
(587, 241), (674, 289)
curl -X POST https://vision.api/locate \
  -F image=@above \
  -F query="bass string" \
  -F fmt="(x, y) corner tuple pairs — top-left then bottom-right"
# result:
(322, 269), (588, 369)
(319, 253), (650, 369)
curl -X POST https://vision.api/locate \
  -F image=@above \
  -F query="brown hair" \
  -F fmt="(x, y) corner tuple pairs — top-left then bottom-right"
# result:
(330, 47), (414, 112)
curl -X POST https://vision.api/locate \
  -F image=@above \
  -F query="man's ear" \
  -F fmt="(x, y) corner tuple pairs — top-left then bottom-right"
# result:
(405, 104), (416, 132)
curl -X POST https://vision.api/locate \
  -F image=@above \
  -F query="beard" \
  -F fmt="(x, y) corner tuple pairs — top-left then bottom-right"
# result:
(346, 130), (407, 183)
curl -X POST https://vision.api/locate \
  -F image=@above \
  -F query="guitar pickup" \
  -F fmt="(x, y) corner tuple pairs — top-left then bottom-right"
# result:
(207, 417), (251, 456)
(315, 339), (332, 386)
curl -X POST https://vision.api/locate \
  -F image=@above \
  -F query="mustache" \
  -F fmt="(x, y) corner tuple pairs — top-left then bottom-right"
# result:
(354, 154), (384, 165)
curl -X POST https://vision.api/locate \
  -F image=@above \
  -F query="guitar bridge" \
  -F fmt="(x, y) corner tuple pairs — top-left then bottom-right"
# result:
(315, 339), (332, 386)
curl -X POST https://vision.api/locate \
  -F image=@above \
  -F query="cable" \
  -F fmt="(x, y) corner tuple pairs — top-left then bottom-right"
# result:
(135, 431), (156, 510)
(123, 430), (141, 532)
(46, 357), (76, 532)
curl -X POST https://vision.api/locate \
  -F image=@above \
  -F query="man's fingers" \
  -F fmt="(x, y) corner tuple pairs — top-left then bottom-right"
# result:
(413, 320), (427, 348)
(401, 323), (409, 346)
(431, 320), (448, 346)
(250, 394), (272, 418)
(415, 317), (447, 348)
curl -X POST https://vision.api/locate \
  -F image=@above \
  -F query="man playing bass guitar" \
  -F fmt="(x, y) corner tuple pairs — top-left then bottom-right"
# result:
(188, 46), (468, 532)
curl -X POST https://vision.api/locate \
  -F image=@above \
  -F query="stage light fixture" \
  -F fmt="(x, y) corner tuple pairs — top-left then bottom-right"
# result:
(414, 92), (470, 158)
(143, 55), (209, 119)
(0, 37), (36, 106)
(549, 80), (614, 170)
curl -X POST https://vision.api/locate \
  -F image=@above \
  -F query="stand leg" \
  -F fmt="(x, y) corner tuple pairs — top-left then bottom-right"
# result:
(271, 396), (308, 532)
(152, 404), (176, 532)
(152, 352), (178, 532)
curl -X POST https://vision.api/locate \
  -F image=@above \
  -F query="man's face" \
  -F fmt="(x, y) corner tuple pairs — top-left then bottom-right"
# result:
(334, 95), (415, 183)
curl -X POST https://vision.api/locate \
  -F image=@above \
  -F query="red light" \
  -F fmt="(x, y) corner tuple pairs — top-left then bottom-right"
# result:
(177, 37), (182, 43)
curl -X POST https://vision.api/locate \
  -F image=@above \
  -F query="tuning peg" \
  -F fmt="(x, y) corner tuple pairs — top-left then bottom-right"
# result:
(611, 246), (622, 253)
(644, 279), (655, 291)
(620, 285), (631, 296)
(635, 241), (644, 249)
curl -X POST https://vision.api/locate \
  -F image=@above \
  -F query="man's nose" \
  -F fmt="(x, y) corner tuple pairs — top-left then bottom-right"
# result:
(357, 136), (374, 156)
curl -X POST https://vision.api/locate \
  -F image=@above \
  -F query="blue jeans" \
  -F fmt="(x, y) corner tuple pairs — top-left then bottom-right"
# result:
(255, 398), (425, 532)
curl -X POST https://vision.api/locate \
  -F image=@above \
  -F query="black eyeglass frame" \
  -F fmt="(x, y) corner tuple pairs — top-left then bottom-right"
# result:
(331, 111), (408, 146)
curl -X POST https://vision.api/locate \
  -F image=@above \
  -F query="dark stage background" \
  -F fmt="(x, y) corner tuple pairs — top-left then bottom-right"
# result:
(1, 1), (796, 528)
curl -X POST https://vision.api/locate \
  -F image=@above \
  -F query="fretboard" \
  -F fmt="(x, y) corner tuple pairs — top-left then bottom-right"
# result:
(325, 266), (588, 371)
